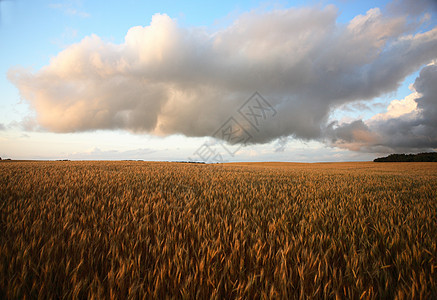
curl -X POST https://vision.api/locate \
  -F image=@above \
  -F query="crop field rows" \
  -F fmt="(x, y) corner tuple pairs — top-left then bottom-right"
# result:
(0, 161), (436, 298)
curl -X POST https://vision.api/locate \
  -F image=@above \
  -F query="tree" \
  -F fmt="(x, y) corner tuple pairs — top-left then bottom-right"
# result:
(374, 152), (437, 162)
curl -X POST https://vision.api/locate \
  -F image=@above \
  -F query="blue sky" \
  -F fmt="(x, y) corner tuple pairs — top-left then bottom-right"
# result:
(1, 0), (436, 162)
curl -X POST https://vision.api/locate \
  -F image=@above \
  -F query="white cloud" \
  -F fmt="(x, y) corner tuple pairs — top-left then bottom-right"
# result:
(49, 2), (90, 18)
(68, 147), (156, 160)
(371, 87), (419, 121)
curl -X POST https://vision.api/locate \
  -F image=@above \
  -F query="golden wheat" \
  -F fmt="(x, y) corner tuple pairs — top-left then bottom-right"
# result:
(0, 161), (436, 299)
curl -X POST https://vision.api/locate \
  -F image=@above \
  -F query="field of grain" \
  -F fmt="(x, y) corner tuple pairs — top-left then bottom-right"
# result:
(1, 161), (436, 299)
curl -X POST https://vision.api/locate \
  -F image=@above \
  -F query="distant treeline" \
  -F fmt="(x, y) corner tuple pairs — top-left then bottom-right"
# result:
(374, 152), (437, 162)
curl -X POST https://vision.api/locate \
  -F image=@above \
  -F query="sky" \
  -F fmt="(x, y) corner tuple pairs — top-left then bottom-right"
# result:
(0, 0), (436, 162)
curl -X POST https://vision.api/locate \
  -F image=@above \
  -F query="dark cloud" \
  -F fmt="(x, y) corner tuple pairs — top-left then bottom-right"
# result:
(8, 3), (437, 151)
(326, 64), (437, 153)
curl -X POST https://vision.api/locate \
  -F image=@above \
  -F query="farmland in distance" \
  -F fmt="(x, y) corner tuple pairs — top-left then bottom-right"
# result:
(1, 161), (436, 298)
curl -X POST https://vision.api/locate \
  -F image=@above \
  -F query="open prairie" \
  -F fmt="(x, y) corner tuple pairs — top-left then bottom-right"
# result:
(1, 161), (436, 298)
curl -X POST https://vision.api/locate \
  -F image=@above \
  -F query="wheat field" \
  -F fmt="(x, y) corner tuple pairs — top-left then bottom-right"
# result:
(0, 161), (436, 299)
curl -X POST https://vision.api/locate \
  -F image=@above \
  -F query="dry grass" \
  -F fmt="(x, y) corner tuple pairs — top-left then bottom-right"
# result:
(0, 161), (436, 299)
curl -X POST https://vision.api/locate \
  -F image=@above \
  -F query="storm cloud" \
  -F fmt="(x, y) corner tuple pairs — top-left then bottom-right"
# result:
(326, 64), (437, 152)
(8, 3), (437, 152)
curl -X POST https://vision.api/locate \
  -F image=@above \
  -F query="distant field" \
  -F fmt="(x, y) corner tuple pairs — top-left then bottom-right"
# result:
(1, 161), (436, 298)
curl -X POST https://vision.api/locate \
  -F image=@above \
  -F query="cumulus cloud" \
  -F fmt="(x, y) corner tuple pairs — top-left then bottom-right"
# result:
(8, 2), (437, 152)
(327, 64), (437, 152)
(371, 89), (418, 121)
